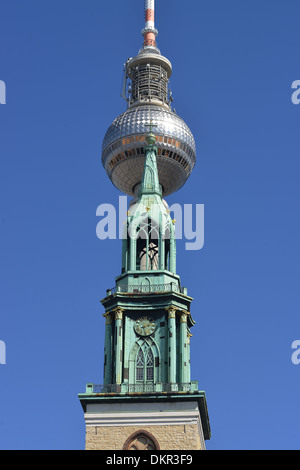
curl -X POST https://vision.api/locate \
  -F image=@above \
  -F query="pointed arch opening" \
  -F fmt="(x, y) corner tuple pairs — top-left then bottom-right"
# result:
(135, 344), (154, 383)
(136, 216), (159, 271)
(129, 337), (160, 385)
(123, 430), (160, 450)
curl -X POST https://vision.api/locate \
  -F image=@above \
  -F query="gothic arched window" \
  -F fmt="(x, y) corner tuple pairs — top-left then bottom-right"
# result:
(123, 430), (160, 450)
(148, 242), (158, 270)
(135, 345), (154, 383)
(136, 217), (159, 271)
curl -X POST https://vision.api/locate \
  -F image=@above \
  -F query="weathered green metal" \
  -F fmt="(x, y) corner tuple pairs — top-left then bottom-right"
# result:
(114, 308), (124, 385)
(119, 132), (177, 286)
(166, 306), (176, 383)
(103, 312), (113, 385)
(179, 311), (189, 384)
(100, 132), (195, 393)
(78, 131), (212, 437)
(139, 133), (161, 196)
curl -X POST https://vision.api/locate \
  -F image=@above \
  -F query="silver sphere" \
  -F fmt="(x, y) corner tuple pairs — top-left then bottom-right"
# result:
(101, 104), (196, 197)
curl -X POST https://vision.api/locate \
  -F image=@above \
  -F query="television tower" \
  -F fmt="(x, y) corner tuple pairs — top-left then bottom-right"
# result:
(79, 0), (211, 451)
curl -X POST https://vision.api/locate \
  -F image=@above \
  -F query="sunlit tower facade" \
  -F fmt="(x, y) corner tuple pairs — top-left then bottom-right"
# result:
(79, 0), (211, 451)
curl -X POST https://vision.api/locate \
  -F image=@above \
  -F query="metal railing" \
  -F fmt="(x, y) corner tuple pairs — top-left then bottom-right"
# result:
(88, 382), (196, 394)
(107, 283), (187, 296)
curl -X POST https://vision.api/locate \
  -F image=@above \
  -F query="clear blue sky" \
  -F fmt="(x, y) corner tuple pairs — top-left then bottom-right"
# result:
(0, 0), (300, 450)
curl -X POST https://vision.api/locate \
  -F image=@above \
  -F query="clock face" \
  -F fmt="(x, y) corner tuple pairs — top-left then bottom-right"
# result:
(134, 317), (156, 337)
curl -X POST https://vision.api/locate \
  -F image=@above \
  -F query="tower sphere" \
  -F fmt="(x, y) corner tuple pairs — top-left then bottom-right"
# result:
(101, 4), (196, 197)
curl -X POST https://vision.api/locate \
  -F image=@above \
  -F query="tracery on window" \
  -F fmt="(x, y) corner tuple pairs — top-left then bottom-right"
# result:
(123, 430), (160, 451)
(135, 345), (154, 383)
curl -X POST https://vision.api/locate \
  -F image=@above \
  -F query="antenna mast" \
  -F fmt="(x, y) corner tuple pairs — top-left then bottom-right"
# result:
(142, 0), (158, 49)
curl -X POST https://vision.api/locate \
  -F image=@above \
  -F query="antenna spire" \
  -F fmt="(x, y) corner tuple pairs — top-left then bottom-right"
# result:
(142, 0), (158, 49)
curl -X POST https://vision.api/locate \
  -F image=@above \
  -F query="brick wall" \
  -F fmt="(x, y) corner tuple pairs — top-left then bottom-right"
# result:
(85, 424), (204, 450)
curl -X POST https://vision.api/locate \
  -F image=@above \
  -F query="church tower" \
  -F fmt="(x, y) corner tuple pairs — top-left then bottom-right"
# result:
(78, 0), (211, 451)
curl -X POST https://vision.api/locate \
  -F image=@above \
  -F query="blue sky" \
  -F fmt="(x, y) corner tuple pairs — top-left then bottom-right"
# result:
(0, 0), (300, 450)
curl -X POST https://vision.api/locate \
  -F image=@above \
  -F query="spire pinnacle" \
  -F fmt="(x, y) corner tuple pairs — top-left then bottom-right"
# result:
(145, 119), (158, 146)
(138, 126), (161, 197)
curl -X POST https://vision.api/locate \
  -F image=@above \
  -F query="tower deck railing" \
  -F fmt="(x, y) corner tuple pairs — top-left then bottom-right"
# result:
(86, 382), (199, 395)
(107, 283), (187, 296)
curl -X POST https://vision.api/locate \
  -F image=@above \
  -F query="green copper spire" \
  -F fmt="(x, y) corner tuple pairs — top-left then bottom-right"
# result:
(99, 130), (195, 394)
(138, 131), (161, 197)
(122, 128), (176, 278)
